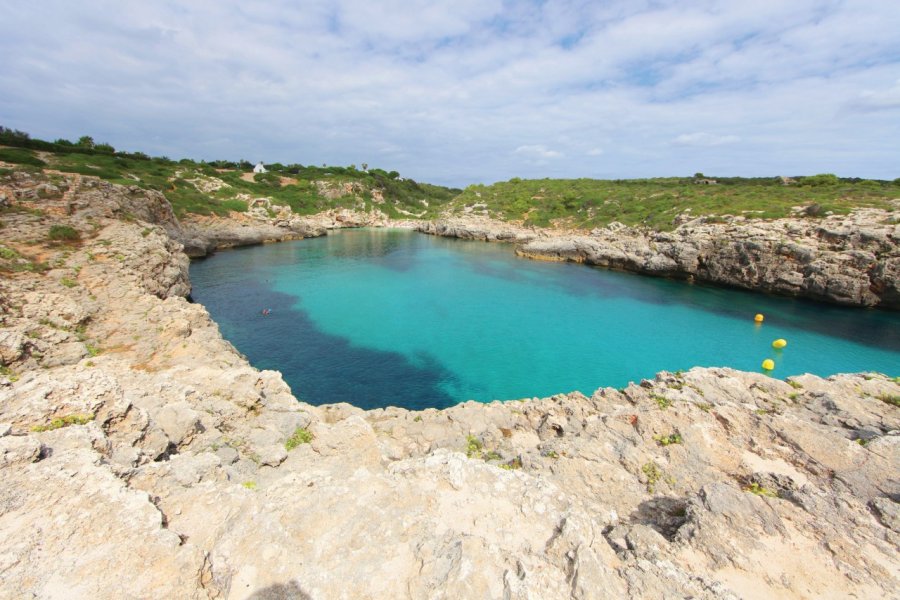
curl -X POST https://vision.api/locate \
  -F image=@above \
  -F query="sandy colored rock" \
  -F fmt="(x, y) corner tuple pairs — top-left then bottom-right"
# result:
(0, 171), (898, 598)
(420, 212), (900, 308)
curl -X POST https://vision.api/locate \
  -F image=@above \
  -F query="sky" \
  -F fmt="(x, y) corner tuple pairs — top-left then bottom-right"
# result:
(1, 1), (899, 187)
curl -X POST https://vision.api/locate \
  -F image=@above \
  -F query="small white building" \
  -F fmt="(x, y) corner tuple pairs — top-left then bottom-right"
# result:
(253, 162), (267, 174)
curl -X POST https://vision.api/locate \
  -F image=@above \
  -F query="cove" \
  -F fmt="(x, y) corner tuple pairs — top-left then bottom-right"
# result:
(189, 228), (900, 410)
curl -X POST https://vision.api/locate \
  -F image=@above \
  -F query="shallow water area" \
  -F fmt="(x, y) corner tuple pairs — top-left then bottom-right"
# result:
(190, 228), (900, 410)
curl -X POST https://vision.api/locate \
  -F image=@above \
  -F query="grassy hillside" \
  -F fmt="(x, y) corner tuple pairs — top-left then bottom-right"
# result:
(453, 175), (899, 230)
(0, 129), (460, 219)
(2, 128), (897, 230)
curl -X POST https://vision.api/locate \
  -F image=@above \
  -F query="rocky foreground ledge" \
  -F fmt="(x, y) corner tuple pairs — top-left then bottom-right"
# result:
(1, 171), (899, 599)
(418, 209), (900, 309)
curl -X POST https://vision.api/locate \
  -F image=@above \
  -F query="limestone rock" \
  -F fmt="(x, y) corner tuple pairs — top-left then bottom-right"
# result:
(424, 211), (900, 308)
(0, 170), (898, 599)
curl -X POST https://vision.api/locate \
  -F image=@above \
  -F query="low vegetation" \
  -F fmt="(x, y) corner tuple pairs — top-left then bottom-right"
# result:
(745, 482), (779, 498)
(642, 461), (663, 493)
(0, 366), (19, 382)
(653, 433), (683, 446)
(653, 395), (673, 410)
(465, 434), (484, 458)
(0, 244), (49, 273)
(3, 127), (896, 231)
(0, 146), (46, 167)
(878, 393), (900, 408)
(285, 427), (313, 450)
(451, 174), (899, 230)
(1, 128), (461, 220)
(31, 413), (95, 432)
(48, 225), (80, 242)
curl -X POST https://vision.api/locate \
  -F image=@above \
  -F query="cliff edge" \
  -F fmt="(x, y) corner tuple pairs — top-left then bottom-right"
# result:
(418, 211), (900, 309)
(0, 171), (898, 599)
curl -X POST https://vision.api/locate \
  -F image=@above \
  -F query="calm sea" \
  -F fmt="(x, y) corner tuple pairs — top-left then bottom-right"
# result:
(189, 228), (899, 410)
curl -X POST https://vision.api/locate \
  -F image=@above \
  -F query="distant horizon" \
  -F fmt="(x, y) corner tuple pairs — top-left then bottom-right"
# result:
(2, 1), (899, 187)
(5, 127), (897, 189)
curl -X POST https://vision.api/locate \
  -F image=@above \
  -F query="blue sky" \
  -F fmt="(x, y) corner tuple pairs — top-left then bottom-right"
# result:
(1, 0), (899, 186)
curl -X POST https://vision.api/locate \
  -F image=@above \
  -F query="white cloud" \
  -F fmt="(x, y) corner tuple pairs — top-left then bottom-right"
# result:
(514, 145), (563, 159)
(587, 148), (604, 156)
(0, 0), (898, 184)
(849, 80), (900, 113)
(674, 133), (741, 147)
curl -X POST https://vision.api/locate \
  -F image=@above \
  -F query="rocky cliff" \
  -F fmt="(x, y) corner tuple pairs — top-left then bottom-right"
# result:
(1, 171), (898, 599)
(418, 211), (900, 309)
(175, 207), (402, 258)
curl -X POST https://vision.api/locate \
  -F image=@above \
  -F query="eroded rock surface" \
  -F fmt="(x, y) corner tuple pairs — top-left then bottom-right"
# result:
(177, 207), (404, 257)
(419, 212), (900, 309)
(1, 172), (898, 599)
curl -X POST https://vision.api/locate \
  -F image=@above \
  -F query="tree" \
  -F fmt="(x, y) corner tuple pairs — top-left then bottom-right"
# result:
(94, 142), (115, 153)
(803, 173), (839, 186)
(361, 163), (368, 171)
(0, 126), (29, 140)
(77, 135), (95, 148)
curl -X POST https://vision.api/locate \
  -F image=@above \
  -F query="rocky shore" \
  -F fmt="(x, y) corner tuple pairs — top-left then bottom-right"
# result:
(1, 171), (899, 599)
(175, 207), (404, 258)
(418, 211), (900, 309)
(100, 166), (898, 311)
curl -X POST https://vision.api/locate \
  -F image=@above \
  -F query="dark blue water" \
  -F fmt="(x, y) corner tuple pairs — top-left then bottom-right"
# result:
(189, 229), (899, 410)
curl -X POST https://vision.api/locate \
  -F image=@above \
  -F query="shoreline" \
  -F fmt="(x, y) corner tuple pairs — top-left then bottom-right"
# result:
(1, 170), (898, 598)
(174, 198), (899, 310)
(416, 213), (900, 310)
(188, 226), (898, 410)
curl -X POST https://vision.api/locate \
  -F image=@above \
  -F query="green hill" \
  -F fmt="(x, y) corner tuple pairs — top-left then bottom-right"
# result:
(451, 175), (899, 230)
(2, 127), (896, 230)
(0, 128), (461, 220)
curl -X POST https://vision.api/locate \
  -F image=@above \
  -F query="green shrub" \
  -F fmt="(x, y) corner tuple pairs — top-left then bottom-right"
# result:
(653, 395), (673, 409)
(0, 147), (46, 167)
(465, 434), (483, 458)
(285, 427), (313, 450)
(48, 225), (80, 242)
(878, 394), (900, 408)
(31, 413), (94, 432)
(642, 462), (663, 492)
(653, 433), (683, 446)
(801, 173), (839, 186)
(499, 457), (522, 470)
(745, 482), (778, 497)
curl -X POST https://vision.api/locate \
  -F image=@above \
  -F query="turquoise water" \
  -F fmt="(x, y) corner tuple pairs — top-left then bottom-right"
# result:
(189, 229), (899, 410)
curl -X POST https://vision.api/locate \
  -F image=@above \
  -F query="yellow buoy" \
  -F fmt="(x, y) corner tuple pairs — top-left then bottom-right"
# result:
(772, 338), (787, 349)
(754, 313), (765, 323)
(761, 359), (775, 370)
